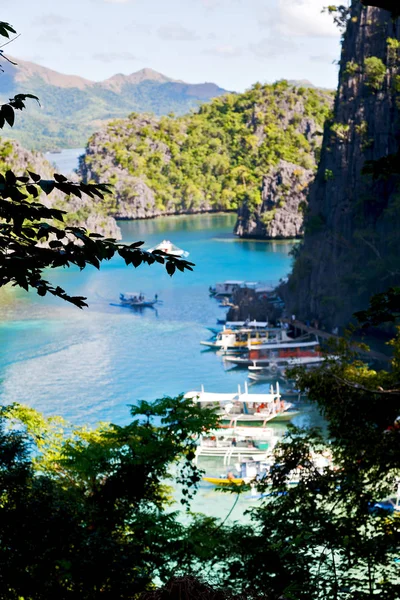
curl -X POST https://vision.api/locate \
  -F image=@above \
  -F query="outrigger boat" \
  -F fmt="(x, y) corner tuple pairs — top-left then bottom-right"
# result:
(203, 459), (272, 486)
(200, 327), (286, 351)
(209, 281), (274, 297)
(193, 426), (280, 463)
(247, 352), (327, 379)
(185, 381), (300, 427)
(208, 320), (271, 335)
(223, 338), (321, 365)
(118, 293), (159, 308)
(148, 239), (189, 258)
(203, 452), (332, 487)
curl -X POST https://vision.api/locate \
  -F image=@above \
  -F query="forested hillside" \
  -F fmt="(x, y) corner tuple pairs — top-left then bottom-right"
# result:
(0, 137), (119, 238)
(0, 59), (227, 151)
(80, 81), (333, 234)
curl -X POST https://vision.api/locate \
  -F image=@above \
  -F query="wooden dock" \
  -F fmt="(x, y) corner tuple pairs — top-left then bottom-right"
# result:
(282, 319), (392, 364)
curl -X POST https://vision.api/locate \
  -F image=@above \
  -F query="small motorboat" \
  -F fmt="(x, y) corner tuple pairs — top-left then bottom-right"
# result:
(117, 293), (159, 308)
(148, 240), (189, 258)
(203, 458), (275, 486)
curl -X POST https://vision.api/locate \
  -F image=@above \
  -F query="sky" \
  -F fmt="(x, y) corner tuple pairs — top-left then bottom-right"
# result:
(3, 0), (342, 92)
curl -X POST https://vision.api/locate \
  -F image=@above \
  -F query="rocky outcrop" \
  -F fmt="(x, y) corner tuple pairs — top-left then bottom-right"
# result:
(80, 116), (214, 220)
(80, 84), (333, 227)
(0, 138), (120, 238)
(284, 1), (400, 327)
(234, 99), (331, 240)
(234, 161), (313, 238)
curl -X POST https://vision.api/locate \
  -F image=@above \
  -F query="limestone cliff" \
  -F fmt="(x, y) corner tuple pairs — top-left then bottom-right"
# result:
(79, 83), (332, 229)
(234, 161), (313, 239)
(284, 1), (400, 327)
(0, 138), (120, 238)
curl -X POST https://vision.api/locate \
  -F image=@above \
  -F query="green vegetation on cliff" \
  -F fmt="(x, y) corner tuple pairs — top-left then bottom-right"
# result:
(0, 136), (120, 238)
(81, 81), (333, 219)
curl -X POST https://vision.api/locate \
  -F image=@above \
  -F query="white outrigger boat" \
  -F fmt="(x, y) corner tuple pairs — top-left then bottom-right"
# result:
(223, 336), (321, 365)
(208, 320), (272, 335)
(203, 458), (274, 485)
(118, 292), (159, 308)
(148, 239), (189, 258)
(185, 381), (300, 427)
(194, 432), (277, 466)
(200, 327), (286, 352)
(209, 281), (275, 297)
(247, 353), (327, 380)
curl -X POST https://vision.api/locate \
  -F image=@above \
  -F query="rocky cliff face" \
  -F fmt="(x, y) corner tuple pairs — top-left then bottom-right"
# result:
(284, 1), (400, 327)
(80, 115), (215, 220)
(0, 139), (120, 238)
(234, 94), (331, 240)
(234, 160), (313, 239)
(80, 84), (332, 228)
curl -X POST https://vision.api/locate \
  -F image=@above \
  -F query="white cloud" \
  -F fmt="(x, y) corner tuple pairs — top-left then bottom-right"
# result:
(276, 0), (339, 37)
(158, 24), (199, 41)
(249, 35), (297, 59)
(33, 14), (73, 26)
(36, 30), (63, 45)
(92, 51), (137, 62)
(104, 0), (131, 3)
(310, 53), (337, 63)
(125, 21), (152, 35)
(205, 44), (243, 57)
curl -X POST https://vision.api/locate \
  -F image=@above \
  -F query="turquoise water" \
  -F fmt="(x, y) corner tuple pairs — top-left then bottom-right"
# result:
(0, 213), (299, 425)
(45, 148), (85, 175)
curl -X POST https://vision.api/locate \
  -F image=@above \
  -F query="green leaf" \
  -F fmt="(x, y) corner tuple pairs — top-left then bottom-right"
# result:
(5, 170), (17, 185)
(2, 104), (14, 127)
(39, 180), (55, 195)
(28, 171), (41, 183)
(166, 262), (176, 277)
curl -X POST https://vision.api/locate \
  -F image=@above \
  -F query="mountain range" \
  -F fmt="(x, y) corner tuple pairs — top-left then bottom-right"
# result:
(0, 57), (228, 151)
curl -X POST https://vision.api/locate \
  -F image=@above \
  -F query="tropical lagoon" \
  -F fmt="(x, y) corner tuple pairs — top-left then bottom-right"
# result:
(0, 211), (301, 426)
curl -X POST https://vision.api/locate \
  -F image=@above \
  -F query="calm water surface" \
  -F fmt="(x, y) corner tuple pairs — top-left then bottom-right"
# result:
(45, 148), (85, 175)
(0, 160), (323, 518)
(0, 214), (302, 426)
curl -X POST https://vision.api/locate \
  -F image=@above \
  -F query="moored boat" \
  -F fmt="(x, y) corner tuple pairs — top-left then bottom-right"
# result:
(185, 382), (298, 427)
(203, 459), (272, 486)
(148, 239), (189, 258)
(247, 353), (327, 379)
(200, 327), (286, 351)
(209, 281), (275, 297)
(118, 292), (159, 308)
(224, 340), (322, 366)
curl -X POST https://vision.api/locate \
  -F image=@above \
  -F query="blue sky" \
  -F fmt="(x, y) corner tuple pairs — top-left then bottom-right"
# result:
(3, 0), (342, 91)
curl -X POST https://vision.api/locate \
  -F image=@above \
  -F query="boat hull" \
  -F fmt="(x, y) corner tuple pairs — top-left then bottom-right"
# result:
(203, 477), (243, 485)
(220, 411), (299, 426)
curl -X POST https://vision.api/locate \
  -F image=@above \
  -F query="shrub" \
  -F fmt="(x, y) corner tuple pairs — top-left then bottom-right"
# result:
(364, 56), (387, 91)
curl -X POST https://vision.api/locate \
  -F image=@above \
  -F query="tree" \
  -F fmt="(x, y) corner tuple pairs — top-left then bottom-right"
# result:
(219, 296), (400, 599)
(0, 397), (230, 599)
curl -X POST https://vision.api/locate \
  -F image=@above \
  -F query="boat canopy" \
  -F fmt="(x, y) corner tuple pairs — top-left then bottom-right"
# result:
(185, 391), (238, 403)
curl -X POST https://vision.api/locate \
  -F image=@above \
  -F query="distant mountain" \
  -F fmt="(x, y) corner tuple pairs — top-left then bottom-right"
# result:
(0, 58), (228, 151)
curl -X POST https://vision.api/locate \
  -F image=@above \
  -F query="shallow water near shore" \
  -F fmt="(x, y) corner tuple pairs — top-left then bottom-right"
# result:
(0, 211), (327, 519)
(0, 213), (302, 425)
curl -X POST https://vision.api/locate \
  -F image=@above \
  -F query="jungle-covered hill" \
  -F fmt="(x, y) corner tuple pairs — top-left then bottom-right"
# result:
(0, 137), (119, 238)
(80, 81), (333, 235)
(0, 58), (227, 151)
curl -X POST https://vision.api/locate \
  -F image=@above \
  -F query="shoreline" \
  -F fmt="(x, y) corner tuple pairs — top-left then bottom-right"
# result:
(115, 212), (302, 243)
